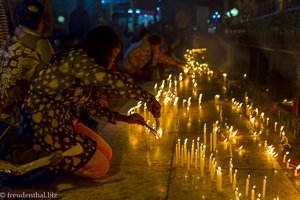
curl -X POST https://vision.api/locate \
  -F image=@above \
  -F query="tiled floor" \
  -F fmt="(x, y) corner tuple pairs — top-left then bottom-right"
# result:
(50, 76), (300, 199)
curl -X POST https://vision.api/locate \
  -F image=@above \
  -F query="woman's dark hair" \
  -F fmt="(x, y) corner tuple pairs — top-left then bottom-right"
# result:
(17, 0), (44, 30)
(148, 33), (163, 46)
(139, 28), (150, 40)
(83, 26), (120, 66)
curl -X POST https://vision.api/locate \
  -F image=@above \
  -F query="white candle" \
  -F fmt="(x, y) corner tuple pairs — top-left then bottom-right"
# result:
(191, 140), (195, 165)
(294, 165), (300, 177)
(251, 186), (256, 200)
(177, 139), (181, 159)
(209, 153), (213, 172)
(181, 145), (184, 167)
(154, 83), (158, 94)
(184, 139), (187, 163)
(283, 151), (289, 163)
(266, 118), (269, 126)
(211, 160), (216, 180)
(274, 122), (277, 132)
(262, 176), (267, 198)
(287, 159), (291, 169)
(264, 141), (268, 148)
(245, 175), (250, 197)
(216, 167), (223, 192)
(213, 131), (217, 151)
(201, 155), (205, 177)
(195, 150), (198, 169)
(187, 150), (190, 170)
(197, 137), (200, 152)
(210, 132), (213, 152)
(229, 164), (233, 184)
(235, 187), (239, 200)
(203, 123), (207, 145)
(175, 144), (178, 164)
(233, 170), (237, 190)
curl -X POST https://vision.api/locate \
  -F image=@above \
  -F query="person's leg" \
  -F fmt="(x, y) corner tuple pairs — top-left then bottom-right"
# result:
(73, 150), (109, 179)
(73, 121), (112, 160)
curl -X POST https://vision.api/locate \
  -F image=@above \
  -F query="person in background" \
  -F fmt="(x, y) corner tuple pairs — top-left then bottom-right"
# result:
(17, 26), (161, 179)
(69, 0), (90, 44)
(118, 33), (184, 80)
(0, 0), (61, 188)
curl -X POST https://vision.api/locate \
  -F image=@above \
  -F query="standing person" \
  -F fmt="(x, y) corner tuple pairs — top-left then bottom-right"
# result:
(69, 0), (90, 44)
(18, 26), (161, 179)
(119, 33), (184, 80)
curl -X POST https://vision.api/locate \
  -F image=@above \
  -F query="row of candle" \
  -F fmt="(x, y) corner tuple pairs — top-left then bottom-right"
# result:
(236, 92), (300, 177)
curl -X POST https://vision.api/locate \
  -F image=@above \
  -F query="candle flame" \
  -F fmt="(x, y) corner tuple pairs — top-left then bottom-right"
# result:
(156, 128), (163, 139)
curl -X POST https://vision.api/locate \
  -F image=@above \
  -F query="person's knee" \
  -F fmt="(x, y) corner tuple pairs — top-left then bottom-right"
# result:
(91, 158), (110, 179)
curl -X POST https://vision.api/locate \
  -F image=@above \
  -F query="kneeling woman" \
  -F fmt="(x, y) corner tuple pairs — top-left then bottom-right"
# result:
(18, 26), (161, 179)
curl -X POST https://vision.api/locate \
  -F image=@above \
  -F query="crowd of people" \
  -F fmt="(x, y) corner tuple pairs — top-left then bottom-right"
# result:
(0, 0), (181, 188)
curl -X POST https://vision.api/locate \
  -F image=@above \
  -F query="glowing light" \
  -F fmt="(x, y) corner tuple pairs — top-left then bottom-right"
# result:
(57, 15), (65, 23)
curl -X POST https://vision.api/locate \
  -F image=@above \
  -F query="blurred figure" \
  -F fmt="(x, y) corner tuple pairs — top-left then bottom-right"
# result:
(69, 0), (90, 44)
(131, 27), (150, 43)
(107, 12), (126, 57)
(118, 33), (184, 80)
(0, 0), (54, 127)
(0, 0), (59, 188)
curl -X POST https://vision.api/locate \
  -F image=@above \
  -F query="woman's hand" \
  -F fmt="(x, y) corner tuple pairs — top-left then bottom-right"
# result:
(118, 113), (146, 126)
(147, 97), (161, 118)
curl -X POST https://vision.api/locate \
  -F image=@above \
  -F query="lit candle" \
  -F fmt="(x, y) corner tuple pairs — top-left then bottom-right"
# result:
(154, 83), (158, 94)
(233, 170), (237, 190)
(210, 132), (213, 152)
(283, 151), (289, 163)
(262, 176), (267, 198)
(216, 167), (223, 192)
(235, 188), (239, 200)
(257, 193), (261, 200)
(191, 140), (195, 165)
(211, 160), (216, 181)
(195, 150), (198, 169)
(238, 146), (243, 156)
(264, 141), (268, 148)
(203, 123), (207, 145)
(201, 155), (205, 177)
(274, 122), (277, 132)
(175, 144), (178, 165)
(177, 139), (181, 158)
(184, 138), (188, 163)
(280, 126), (284, 135)
(251, 186), (256, 200)
(266, 118), (269, 126)
(287, 159), (292, 169)
(197, 137), (200, 152)
(294, 165), (300, 177)
(187, 150), (190, 170)
(223, 73), (227, 82)
(245, 175), (250, 197)
(213, 130), (217, 152)
(181, 145), (184, 167)
(209, 153), (213, 172)
(229, 164), (233, 184)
